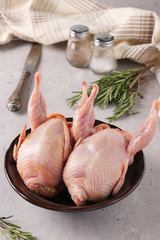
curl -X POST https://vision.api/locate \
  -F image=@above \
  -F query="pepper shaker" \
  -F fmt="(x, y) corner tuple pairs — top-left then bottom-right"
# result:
(66, 25), (92, 68)
(89, 33), (117, 75)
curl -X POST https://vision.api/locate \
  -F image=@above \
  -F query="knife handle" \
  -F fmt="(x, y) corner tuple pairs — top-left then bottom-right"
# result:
(7, 70), (31, 111)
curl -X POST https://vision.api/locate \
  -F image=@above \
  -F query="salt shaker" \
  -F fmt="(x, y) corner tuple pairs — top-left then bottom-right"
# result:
(89, 33), (117, 75)
(66, 25), (92, 68)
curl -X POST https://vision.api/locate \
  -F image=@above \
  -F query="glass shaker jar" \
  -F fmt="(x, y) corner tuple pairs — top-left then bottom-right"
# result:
(66, 25), (92, 68)
(89, 33), (117, 75)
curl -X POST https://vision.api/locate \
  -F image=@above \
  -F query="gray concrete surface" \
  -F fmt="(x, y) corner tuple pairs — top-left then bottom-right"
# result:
(0, 1), (160, 240)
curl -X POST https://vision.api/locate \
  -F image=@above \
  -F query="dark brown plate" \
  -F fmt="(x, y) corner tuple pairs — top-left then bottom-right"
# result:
(4, 119), (145, 212)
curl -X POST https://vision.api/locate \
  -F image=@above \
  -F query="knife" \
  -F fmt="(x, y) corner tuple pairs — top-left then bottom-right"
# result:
(7, 43), (42, 111)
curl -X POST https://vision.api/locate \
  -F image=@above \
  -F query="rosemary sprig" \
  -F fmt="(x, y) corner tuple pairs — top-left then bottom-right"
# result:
(67, 67), (148, 121)
(0, 216), (37, 240)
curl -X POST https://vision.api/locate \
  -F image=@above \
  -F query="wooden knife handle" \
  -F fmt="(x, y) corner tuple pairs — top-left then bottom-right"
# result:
(7, 70), (31, 111)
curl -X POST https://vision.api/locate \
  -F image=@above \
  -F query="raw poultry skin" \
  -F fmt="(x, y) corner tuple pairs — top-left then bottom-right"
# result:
(13, 73), (72, 198)
(12, 74), (160, 204)
(72, 81), (109, 142)
(72, 82), (99, 142)
(63, 82), (160, 206)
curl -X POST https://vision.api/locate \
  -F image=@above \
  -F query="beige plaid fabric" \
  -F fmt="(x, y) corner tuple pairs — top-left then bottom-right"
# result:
(0, 0), (160, 82)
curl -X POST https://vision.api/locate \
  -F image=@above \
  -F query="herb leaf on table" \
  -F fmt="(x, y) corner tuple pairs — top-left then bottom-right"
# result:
(67, 67), (148, 121)
(0, 216), (37, 240)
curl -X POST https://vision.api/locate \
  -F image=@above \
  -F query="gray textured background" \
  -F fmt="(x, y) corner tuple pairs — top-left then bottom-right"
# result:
(0, 1), (160, 240)
(99, 0), (160, 13)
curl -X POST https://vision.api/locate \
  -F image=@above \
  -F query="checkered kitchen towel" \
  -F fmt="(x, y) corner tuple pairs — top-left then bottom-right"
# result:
(0, 0), (160, 82)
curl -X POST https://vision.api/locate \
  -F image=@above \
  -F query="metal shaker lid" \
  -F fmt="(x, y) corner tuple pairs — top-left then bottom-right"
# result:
(70, 25), (89, 39)
(94, 33), (114, 47)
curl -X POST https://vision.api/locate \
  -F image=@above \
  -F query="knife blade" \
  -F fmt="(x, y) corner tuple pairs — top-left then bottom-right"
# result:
(7, 43), (42, 111)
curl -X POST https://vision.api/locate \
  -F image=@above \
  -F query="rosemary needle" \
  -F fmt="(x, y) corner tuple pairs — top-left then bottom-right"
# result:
(67, 67), (148, 122)
(0, 216), (37, 240)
